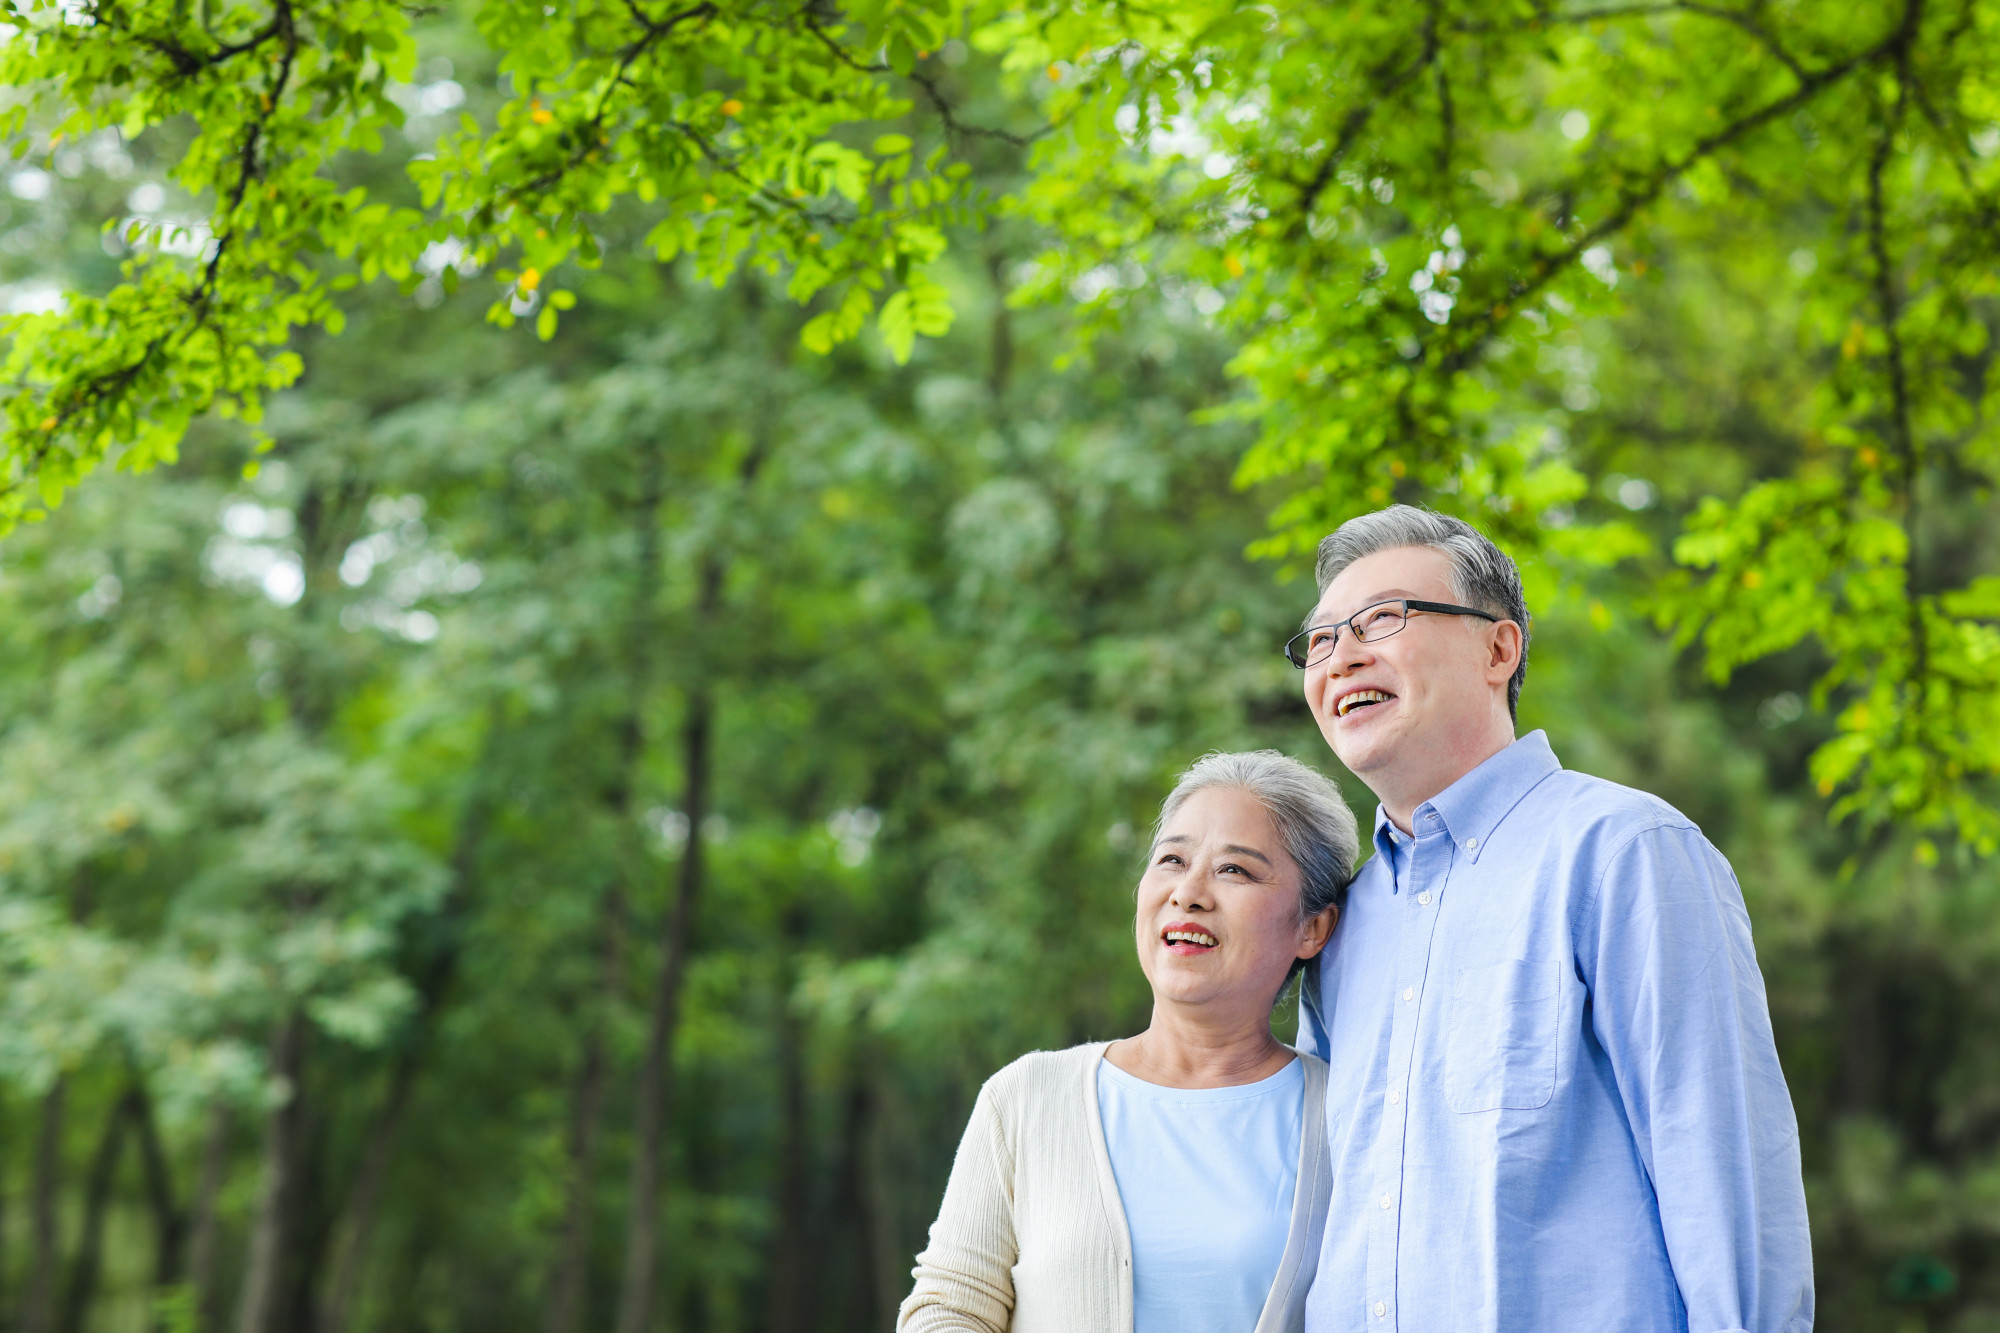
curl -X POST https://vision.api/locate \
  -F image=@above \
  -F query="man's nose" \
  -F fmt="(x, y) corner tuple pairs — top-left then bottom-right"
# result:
(1331, 631), (1373, 674)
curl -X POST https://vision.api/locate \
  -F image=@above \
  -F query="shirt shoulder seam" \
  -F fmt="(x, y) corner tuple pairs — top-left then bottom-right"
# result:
(1573, 814), (1704, 931)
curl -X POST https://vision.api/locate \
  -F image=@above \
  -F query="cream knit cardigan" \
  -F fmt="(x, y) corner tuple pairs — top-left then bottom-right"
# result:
(898, 1042), (1331, 1333)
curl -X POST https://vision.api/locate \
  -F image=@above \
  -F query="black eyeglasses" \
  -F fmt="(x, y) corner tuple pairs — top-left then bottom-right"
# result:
(1284, 599), (1502, 669)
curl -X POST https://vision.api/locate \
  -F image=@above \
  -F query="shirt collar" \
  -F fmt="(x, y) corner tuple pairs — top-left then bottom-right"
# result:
(1370, 730), (1562, 864)
(1370, 805), (1404, 862)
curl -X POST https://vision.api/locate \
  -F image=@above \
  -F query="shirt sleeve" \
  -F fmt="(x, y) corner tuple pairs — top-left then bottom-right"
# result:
(1575, 822), (1814, 1333)
(897, 1082), (1019, 1333)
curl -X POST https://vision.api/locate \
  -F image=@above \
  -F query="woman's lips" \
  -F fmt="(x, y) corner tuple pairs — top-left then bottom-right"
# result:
(1161, 924), (1218, 955)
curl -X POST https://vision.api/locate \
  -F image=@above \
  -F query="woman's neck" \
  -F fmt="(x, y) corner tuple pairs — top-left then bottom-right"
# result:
(1103, 1004), (1295, 1089)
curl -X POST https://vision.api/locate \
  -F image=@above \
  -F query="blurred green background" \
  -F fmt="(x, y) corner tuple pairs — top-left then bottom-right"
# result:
(1, 12), (1993, 1333)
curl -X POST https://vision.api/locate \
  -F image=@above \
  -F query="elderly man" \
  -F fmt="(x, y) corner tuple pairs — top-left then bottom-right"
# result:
(1287, 505), (1812, 1333)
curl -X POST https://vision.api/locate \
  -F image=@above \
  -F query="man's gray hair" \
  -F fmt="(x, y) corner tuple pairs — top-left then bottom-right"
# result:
(1314, 504), (1532, 719)
(1153, 750), (1360, 931)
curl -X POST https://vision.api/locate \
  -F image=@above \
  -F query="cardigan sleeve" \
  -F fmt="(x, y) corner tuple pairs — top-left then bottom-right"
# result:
(898, 1081), (1018, 1332)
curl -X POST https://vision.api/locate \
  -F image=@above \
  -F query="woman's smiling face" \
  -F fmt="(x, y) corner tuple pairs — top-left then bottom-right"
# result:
(1134, 785), (1333, 1013)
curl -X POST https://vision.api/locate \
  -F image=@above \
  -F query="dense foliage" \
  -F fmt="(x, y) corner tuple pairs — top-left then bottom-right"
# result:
(4, 3), (2000, 1333)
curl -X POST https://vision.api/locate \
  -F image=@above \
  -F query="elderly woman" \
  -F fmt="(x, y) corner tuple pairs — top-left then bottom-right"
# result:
(899, 750), (1359, 1333)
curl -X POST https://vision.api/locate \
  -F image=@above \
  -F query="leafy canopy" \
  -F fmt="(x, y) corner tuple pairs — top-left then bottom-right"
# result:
(6, 0), (2000, 841)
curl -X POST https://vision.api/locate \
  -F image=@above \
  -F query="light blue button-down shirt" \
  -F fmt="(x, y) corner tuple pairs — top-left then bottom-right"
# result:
(1298, 731), (1811, 1333)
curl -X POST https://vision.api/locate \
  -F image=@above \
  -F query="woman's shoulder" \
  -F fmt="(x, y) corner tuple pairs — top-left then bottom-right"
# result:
(977, 1041), (1107, 1111)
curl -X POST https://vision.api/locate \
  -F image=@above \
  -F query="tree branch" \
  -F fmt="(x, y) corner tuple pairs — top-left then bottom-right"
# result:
(1865, 0), (1925, 683)
(908, 68), (1051, 148)
(1287, 21), (1441, 230)
(1441, 8), (1920, 375)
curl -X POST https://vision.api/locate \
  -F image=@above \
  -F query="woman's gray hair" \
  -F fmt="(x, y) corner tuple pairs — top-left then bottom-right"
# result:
(1153, 750), (1360, 924)
(1314, 504), (1532, 719)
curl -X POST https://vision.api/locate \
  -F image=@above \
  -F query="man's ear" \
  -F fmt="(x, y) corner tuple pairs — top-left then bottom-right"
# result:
(1487, 620), (1524, 681)
(1299, 904), (1339, 960)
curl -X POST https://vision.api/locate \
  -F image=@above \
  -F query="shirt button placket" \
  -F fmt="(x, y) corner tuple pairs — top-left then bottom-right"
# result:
(1368, 811), (1450, 1333)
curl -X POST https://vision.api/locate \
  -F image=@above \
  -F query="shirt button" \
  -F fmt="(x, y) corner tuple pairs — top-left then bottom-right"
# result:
(1465, 836), (1479, 850)
(1379, 1193), (1392, 1209)
(1402, 986), (1414, 1002)
(1387, 1089), (1401, 1105)
(1375, 1301), (1388, 1317)
(1417, 891), (1432, 906)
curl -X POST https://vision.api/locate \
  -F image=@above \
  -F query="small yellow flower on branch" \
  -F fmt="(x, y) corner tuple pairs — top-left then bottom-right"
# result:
(721, 99), (743, 116)
(518, 267), (541, 293)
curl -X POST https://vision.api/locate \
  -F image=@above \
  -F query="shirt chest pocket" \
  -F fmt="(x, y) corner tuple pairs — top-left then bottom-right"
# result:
(1443, 960), (1559, 1113)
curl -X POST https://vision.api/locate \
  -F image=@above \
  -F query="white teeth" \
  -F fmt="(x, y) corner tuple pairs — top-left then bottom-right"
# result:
(1164, 930), (1218, 947)
(1337, 689), (1391, 717)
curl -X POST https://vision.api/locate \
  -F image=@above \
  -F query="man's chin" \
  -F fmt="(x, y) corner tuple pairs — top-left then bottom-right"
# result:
(1328, 727), (1395, 777)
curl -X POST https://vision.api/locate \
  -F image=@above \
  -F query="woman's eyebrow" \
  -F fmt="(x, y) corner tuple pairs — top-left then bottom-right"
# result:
(1151, 835), (1273, 866)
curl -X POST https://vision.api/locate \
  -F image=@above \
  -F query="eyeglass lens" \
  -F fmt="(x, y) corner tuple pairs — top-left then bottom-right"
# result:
(1287, 601), (1410, 668)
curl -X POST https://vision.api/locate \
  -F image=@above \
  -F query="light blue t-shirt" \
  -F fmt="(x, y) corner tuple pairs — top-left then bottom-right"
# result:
(1097, 1055), (1303, 1333)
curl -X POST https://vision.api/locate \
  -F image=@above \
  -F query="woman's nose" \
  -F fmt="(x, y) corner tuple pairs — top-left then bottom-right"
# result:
(1172, 881), (1216, 909)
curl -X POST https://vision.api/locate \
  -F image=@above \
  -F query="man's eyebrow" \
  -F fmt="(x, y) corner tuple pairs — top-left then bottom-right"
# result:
(1302, 589), (1425, 631)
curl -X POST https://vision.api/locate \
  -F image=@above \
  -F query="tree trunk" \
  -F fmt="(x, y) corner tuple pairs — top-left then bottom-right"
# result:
(613, 690), (712, 1333)
(129, 1081), (185, 1294)
(768, 915), (814, 1333)
(611, 423), (765, 1333)
(828, 1068), (880, 1333)
(19, 1074), (68, 1333)
(0, 1125), (8, 1325)
(543, 437), (669, 1333)
(57, 1089), (134, 1333)
(320, 722), (504, 1333)
(187, 1103), (233, 1333)
(865, 1064), (910, 1329)
(540, 1012), (611, 1333)
(985, 247), (1016, 408)
(276, 1088), (329, 1333)
(316, 1060), (411, 1333)
(234, 1011), (307, 1333)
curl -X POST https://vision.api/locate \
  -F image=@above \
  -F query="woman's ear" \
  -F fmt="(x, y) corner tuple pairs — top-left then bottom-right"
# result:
(1298, 904), (1339, 960)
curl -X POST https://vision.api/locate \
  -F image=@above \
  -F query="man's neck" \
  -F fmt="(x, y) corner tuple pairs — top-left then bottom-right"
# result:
(1376, 726), (1518, 834)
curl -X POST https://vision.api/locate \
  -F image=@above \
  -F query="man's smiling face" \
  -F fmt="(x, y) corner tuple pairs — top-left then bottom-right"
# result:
(1303, 545), (1514, 798)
